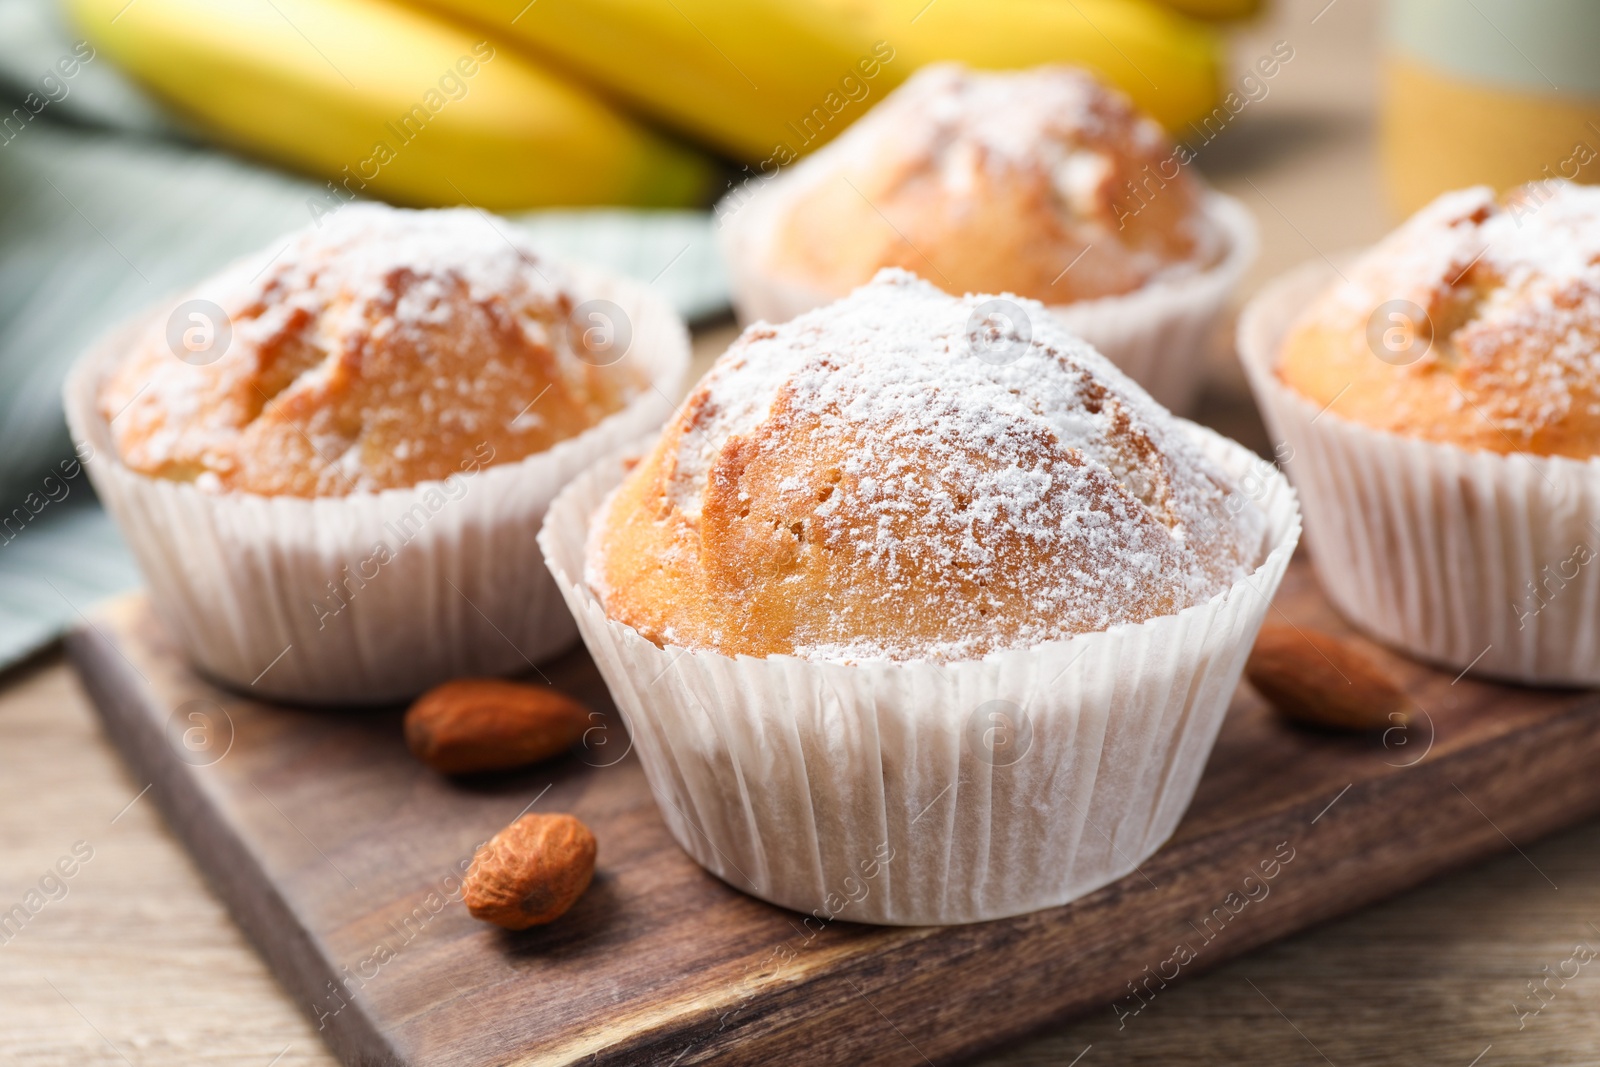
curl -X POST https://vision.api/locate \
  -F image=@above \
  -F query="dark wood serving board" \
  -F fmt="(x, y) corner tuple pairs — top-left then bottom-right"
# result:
(64, 558), (1600, 1067)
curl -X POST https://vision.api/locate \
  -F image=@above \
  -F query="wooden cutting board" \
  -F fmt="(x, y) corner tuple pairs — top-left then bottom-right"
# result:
(64, 558), (1600, 1067)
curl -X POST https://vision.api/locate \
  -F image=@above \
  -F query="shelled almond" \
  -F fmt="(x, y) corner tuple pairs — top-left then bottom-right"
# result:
(463, 813), (597, 929)
(405, 679), (590, 774)
(1246, 624), (1414, 732)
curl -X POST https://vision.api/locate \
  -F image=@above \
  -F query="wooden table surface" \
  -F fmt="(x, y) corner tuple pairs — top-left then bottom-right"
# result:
(10, 1), (1600, 1063)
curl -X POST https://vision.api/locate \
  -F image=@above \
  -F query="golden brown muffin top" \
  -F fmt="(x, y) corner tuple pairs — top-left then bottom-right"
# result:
(757, 64), (1218, 305)
(101, 204), (643, 496)
(587, 270), (1265, 663)
(1278, 182), (1600, 458)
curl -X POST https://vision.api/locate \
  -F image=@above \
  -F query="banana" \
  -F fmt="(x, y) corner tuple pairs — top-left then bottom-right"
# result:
(1148, 0), (1263, 21)
(415, 0), (895, 163)
(64, 0), (715, 209)
(422, 0), (1224, 157)
(849, 0), (1226, 133)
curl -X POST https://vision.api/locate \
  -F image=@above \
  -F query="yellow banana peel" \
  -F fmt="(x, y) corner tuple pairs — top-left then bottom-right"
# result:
(1148, 0), (1263, 21)
(415, 0), (902, 163)
(419, 0), (1222, 157)
(826, 0), (1226, 134)
(64, 0), (716, 209)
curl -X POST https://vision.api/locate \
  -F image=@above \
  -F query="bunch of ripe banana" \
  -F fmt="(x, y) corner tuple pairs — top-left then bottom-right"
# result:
(65, 0), (1259, 210)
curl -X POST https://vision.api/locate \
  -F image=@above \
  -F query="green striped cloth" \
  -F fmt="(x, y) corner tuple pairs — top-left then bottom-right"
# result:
(0, 0), (730, 670)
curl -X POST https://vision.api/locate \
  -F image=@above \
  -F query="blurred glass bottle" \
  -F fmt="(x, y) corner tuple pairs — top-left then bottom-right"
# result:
(1382, 0), (1600, 215)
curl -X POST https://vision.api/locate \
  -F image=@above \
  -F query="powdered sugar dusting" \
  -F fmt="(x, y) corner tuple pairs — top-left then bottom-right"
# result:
(870, 64), (1209, 246)
(1310, 180), (1600, 442)
(102, 203), (639, 495)
(616, 270), (1266, 663)
(868, 64), (1137, 192)
(755, 63), (1219, 305)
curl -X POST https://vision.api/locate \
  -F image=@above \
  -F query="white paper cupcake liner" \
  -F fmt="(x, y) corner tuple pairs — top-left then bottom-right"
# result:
(717, 185), (1257, 415)
(538, 424), (1300, 925)
(63, 267), (689, 705)
(1240, 259), (1600, 685)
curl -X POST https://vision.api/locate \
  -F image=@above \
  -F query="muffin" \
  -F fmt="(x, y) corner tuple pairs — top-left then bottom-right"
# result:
(543, 271), (1300, 924)
(1241, 180), (1600, 682)
(717, 64), (1258, 412)
(763, 65), (1214, 304)
(66, 203), (688, 703)
(591, 271), (1265, 661)
(102, 205), (644, 496)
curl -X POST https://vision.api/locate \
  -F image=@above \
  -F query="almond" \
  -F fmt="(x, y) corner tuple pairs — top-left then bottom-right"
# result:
(1246, 623), (1414, 732)
(463, 813), (596, 929)
(405, 678), (590, 774)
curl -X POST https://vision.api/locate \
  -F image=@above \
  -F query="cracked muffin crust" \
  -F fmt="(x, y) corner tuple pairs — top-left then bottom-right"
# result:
(1278, 181), (1600, 458)
(101, 203), (643, 496)
(758, 63), (1221, 306)
(586, 270), (1266, 663)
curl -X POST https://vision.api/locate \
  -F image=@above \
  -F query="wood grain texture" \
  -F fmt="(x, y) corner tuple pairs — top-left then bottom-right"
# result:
(59, 552), (1600, 1067)
(9, 646), (1600, 1067)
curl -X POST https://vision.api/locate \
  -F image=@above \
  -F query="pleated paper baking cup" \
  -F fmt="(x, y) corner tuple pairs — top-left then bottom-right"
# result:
(63, 268), (689, 705)
(538, 424), (1300, 925)
(1240, 259), (1600, 684)
(717, 187), (1257, 414)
